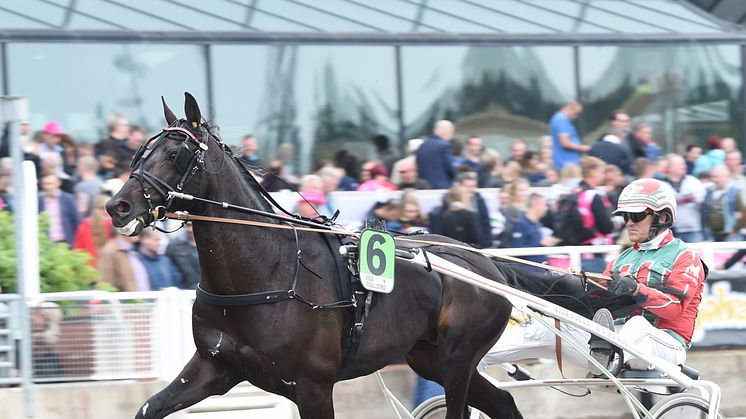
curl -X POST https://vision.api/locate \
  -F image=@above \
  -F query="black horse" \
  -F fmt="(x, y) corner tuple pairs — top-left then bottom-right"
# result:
(106, 93), (622, 419)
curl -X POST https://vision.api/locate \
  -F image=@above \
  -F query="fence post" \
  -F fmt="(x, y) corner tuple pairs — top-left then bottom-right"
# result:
(2, 96), (37, 417)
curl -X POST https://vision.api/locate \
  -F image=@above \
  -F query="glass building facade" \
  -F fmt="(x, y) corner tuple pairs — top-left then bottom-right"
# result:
(1, 0), (745, 172)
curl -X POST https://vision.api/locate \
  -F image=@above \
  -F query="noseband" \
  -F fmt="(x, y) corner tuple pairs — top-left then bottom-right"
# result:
(130, 124), (208, 223)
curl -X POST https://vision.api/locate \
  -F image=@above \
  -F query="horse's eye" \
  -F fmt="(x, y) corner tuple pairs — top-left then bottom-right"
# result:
(169, 152), (177, 160)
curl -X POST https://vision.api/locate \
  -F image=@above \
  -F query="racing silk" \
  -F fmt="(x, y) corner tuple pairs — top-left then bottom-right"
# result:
(604, 230), (706, 344)
(578, 189), (613, 245)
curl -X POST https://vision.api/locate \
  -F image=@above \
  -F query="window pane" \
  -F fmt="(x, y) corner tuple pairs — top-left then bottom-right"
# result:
(402, 46), (575, 156)
(211, 45), (398, 174)
(7, 43), (207, 143)
(0, 0), (62, 29)
(579, 45), (742, 153)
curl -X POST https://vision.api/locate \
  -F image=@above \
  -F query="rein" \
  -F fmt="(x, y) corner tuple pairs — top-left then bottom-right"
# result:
(164, 210), (610, 290)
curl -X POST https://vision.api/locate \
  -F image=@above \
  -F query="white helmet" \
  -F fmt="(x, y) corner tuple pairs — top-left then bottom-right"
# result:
(614, 178), (677, 240)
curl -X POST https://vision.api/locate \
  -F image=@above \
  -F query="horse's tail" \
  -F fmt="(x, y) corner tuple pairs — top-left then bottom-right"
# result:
(492, 260), (638, 319)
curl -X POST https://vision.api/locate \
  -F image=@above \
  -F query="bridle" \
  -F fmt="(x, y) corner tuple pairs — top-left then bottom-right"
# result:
(130, 122), (208, 224)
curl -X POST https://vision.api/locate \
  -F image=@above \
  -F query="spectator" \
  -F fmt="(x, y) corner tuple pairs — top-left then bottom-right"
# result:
(137, 229), (181, 290)
(38, 173), (80, 246)
(357, 165), (397, 192)
(460, 135), (484, 176)
(603, 164), (627, 211)
(74, 155), (103, 217)
(39, 152), (74, 193)
(101, 164), (132, 196)
(119, 125), (146, 167)
(239, 134), (264, 167)
(508, 139), (528, 163)
(398, 190), (429, 234)
(333, 149), (360, 191)
(295, 189), (326, 219)
(633, 123), (661, 161)
(519, 150), (546, 185)
(31, 302), (63, 378)
(575, 156), (616, 273)
(664, 154), (706, 243)
(364, 199), (402, 232)
(95, 112), (130, 162)
(166, 222), (201, 290)
(73, 194), (114, 266)
(416, 120), (455, 189)
(358, 159), (378, 184)
(38, 121), (66, 163)
(499, 160), (523, 185)
(59, 133), (77, 175)
(720, 137), (737, 153)
(703, 165), (745, 241)
(316, 166), (342, 218)
(390, 138), (423, 185)
(455, 171), (492, 248)
(479, 148), (503, 188)
(549, 101), (589, 170)
(631, 157), (657, 179)
(98, 234), (150, 291)
(693, 135), (726, 177)
(511, 193), (557, 269)
(685, 144), (703, 175)
(440, 184), (482, 247)
(725, 150), (746, 204)
(497, 178), (530, 248)
(371, 134), (399, 174)
(602, 110), (645, 159)
(589, 134), (633, 175)
(395, 157), (430, 190)
(260, 159), (297, 192)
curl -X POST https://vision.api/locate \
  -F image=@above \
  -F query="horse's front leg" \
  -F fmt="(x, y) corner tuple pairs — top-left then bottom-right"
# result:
(294, 378), (335, 419)
(134, 351), (240, 419)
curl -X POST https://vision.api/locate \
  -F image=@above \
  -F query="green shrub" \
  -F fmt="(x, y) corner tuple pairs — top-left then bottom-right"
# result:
(0, 211), (100, 293)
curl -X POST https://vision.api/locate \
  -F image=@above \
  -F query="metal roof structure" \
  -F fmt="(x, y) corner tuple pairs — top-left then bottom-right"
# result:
(0, 0), (744, 45)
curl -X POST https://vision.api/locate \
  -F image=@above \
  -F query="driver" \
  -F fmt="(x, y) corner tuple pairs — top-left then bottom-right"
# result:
(480, 178), (707, 376)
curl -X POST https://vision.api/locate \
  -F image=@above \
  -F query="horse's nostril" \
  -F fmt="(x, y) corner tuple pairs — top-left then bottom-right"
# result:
(115, 201), (130, 214)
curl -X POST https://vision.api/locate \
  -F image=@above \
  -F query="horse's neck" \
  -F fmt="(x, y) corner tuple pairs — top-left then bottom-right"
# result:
(194, 160), (286, 292)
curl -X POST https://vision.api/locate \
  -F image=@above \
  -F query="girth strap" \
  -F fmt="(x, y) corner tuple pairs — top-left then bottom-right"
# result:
(195, 284), (294, 306)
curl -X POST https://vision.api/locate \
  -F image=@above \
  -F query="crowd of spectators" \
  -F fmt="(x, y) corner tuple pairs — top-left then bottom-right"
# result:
(1, 101), (745, 293)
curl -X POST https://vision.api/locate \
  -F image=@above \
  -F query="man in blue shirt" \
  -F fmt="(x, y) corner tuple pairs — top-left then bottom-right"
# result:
(550, 101), (589, 170)
(511, 193), (558, 269)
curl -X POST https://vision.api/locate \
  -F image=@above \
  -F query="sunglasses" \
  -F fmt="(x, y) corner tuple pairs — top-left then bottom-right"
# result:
(621, 211), (651, 223)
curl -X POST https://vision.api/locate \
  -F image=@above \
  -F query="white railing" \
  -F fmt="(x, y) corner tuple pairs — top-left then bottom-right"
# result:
(0, 294), (21, 386)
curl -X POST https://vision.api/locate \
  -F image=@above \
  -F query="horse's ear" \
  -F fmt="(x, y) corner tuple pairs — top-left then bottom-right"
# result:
(184, 92), (202, 130)
(162, 96), (177, 125)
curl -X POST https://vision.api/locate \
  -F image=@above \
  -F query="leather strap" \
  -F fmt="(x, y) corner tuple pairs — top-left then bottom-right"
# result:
(196, 284), (293, 306)
(164, 214), (611, 290)
(554, 318), (565, 377)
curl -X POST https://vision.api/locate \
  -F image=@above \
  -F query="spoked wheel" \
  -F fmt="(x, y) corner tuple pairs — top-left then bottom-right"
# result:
(648, 393), (723, 419)
(411, 395), (488, 419)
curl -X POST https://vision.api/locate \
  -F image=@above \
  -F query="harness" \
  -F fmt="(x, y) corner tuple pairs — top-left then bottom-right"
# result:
(129, 121), (371, 366)
(130, 125), (208, 224)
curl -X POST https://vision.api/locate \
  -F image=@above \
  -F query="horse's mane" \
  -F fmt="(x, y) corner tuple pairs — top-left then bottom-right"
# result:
(493, 261), (639, 320)
(202, 121), (274, 213)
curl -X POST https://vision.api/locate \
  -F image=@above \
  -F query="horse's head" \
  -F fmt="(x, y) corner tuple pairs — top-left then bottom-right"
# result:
(106, 92), (211, 236)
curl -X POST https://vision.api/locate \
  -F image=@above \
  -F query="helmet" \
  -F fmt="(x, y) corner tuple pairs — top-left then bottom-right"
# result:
(614, 178), (677, 240)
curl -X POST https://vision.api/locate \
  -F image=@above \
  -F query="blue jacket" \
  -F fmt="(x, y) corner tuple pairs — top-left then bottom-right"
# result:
(511, 215), (548, 270)
(589, 139), (633, 175)
(137, 252), (182, 290)
(38, 191), (81, 246)
(416, 135), (454, 189)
